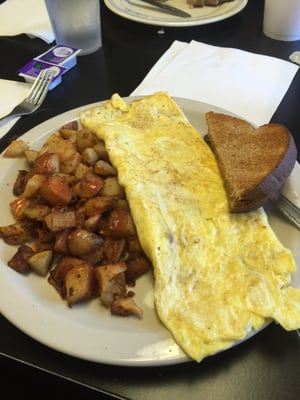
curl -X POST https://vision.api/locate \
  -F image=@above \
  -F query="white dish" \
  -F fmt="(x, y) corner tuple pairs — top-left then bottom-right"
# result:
(104, 0), (248, 27)
(0, 97), (299, 367)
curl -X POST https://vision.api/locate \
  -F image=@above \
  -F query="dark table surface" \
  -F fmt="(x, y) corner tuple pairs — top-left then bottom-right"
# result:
(1, 1), (300, 399)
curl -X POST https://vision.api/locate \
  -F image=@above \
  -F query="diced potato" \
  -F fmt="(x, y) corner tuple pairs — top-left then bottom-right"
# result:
(101, 176), (125, 198)
(23, 174), (47, 197)
(39, 175), (74, 206)
(59, 128), (78, 140)
(0, 220), (36, 245)
(32, 152), (60, 175)
(28, 250), (53, 276)
(95, 262), (127, 307)
(74, 171), (104, 198)
(67, 228), (103, 256)
(103, 238), (126, 264)
(104, 209), (136, 239)
(60, 152), (82, 174)
(40, 134), (77, 162)
(81, 147), (98, 166)
(65, 262), (96, 305)
(44, 210), (76, 232)
(13, 170), (28, 196)
(48, 256), (80, 296)
(125, 255), (151, 286)
(3, 139), (29, 157)
(111, 297), (143, 317)
(93, 141), (109, 161)
(9, 196), (31, 219)
(94, 160), (117, 176)
(1, 123), (150, 317)
(24, 149), (39, 164)
(84, 195), (118, 216)
(7, 244), (35, 274)
(23, 204), (51, 221)
(74, 163), (92, 179)
(76, 128), (97, 152)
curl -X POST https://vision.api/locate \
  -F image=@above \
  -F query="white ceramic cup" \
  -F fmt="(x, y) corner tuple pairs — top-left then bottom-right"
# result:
(44, 0), (102, 55)
(263, 0), (300, 41)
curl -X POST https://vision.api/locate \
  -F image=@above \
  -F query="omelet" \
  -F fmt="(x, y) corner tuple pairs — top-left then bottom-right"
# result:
(80, 92), (300, 362)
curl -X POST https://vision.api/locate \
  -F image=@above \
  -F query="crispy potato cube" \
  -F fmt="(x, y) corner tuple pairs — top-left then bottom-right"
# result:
(61, 120), (78, 131)
(28, 250), (53, 276)
(13, 170), (28, 196)
(111, 297), (143, 317)
(95, 262), (127, 307)
(23, 204), (51, 221)
(40, 134), (78, 162)
(44, 210), (76, 232)
(74, 171), (104, 198)
(93, 141), (109, 161)
(84, 195), (118, 216)
(81, 147), (98, 166)
(39, 175), (74, 206)
(76, 128), (97, 152)
(48, 256), (80, 297)
(3, 140), (29, 157)
(9, 196), (31, 219)
(54, 229), (70, 254)
(23, 174), (47, 197)
(59, 128), (78, 140)
(125, 255), (151, 286)
(65, 262), (96, 306)
(32, 152), (60, 175)
(0, 220), (36, 245)
(94, 160), (117, 176)
(24, 149), (39, 164)
(74, 163), (92, 179)
(103, 238), (126, 264)
(104, 209), (136, 239)
(60, 152), (82, 174)
(101, 177), (125, 198)
(7, 244), (35, 274)
(67, 228), (103, 257)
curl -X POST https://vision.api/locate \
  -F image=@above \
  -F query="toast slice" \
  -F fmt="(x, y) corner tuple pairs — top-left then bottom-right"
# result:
(206, 112), (297, 212)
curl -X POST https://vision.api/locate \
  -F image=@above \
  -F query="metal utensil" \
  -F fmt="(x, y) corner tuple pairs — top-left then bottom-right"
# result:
(271, 193), (300, 231)
(138, 0), (191, 18)
(0, 69), (54, 122)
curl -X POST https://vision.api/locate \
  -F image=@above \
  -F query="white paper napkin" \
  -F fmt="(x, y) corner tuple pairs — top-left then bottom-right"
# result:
(132, 40), (299, 127)
(0, 0), (54, 43)
(0, 79), (31, 139)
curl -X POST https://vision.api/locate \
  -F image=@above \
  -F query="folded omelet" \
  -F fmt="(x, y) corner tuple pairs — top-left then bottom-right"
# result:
(80, 92), (300, 362)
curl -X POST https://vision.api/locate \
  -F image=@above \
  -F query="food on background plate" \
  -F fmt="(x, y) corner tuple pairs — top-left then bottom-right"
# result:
(206, 112), (297, 213)
(80, 92), (300, 362)
(187, 0), (234, 8)
(0, 122), (151, 317)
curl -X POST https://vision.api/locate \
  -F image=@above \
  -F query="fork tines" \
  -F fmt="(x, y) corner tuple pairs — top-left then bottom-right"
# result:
(27, 69), (55, 105)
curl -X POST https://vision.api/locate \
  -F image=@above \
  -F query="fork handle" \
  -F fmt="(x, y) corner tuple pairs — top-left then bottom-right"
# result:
(0, 111), (20, 124)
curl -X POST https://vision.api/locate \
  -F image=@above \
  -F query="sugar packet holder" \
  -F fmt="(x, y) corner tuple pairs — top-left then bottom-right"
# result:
(17, 45), (81, 90)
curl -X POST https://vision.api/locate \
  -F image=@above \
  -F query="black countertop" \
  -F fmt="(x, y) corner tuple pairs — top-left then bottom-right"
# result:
(1, 1), (300, 399)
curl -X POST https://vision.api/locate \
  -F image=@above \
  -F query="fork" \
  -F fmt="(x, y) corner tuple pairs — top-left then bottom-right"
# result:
(0, 68), (54, 122)
(271, 193), (300, 231)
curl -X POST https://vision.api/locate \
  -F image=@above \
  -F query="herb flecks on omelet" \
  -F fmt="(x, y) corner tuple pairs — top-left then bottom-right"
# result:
(80, 92), (300, 362)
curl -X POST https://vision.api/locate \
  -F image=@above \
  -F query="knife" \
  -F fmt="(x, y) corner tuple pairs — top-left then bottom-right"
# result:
(138, 0), (191, 18)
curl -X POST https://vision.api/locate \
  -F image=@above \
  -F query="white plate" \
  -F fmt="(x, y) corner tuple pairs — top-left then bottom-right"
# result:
(104, 0), (248, 27)
(0, 97), (299, 367)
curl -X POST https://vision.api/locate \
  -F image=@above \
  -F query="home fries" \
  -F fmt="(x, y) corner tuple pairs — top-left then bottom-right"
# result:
(80, 92), (300, 362)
